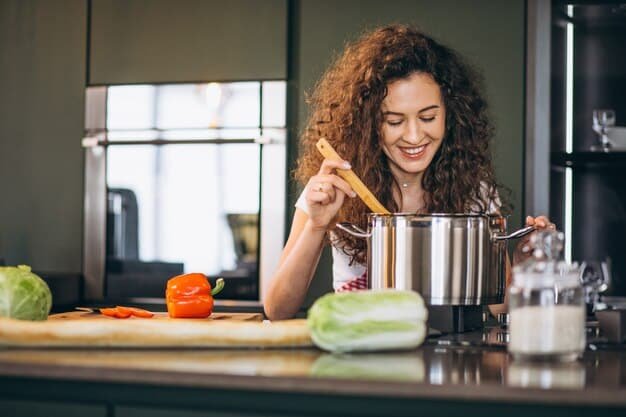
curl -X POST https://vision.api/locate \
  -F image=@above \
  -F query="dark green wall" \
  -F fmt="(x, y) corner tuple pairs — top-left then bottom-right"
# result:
(0, 0), (87, 273)
(291, 0), (526, 305)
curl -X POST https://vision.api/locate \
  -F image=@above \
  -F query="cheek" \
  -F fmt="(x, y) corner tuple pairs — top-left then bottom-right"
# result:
(380, 126), (397, 146)
(428, 119), (446, 140)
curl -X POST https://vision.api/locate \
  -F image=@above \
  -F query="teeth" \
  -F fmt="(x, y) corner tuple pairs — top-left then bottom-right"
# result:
(402, 145), (426, 155)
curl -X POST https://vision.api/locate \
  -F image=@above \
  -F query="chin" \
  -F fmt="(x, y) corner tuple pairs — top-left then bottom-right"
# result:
(392, 154), (432, 174)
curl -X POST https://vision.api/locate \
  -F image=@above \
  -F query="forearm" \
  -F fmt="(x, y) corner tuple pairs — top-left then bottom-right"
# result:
(264, 221), (327, 320)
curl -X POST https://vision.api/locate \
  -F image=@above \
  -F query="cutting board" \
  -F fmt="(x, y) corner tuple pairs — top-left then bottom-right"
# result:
(0, 311), (312, 349)
(49, 310), (264, 321)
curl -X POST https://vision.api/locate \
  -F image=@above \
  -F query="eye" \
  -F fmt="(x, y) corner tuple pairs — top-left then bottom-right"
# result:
(420, 116), (436, 123)
(386, 119), (403, 126)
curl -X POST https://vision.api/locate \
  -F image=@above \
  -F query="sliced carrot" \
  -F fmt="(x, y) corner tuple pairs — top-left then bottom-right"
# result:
(100, 307), (119, 318)
(100, 307), (131, 319)
(116, 306), (154, 318)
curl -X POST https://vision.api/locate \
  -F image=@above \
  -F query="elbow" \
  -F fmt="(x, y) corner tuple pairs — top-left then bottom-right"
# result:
(263, 300), (295, 321)
(263, 292), (298, 321)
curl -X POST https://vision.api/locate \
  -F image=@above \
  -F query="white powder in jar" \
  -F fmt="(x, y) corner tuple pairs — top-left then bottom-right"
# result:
(509, 305), (586, 356)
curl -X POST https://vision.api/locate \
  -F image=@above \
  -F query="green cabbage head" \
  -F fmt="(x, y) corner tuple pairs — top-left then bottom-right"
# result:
(0, 265), (52, 321)
(307, 289), (428, 353)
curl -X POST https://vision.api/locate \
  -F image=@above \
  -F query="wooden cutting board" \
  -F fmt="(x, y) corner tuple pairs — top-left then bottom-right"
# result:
(0, 311), (312, 349)
(49, 310), (264, 321)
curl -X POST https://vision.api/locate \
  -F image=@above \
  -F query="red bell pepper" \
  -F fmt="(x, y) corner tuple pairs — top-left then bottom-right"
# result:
(166, 273), (224, 318)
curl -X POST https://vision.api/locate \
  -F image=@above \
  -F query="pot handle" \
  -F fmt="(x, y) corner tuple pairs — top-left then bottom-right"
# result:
(335, 222), (370, 238)
(493, 225), (535, 241)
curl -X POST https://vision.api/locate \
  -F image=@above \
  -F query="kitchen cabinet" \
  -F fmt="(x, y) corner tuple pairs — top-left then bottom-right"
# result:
(89, 0), (287, 84)
(0, 399), (106, 417)
(115, 406), (300, 417)
(0, 0), (86, 274)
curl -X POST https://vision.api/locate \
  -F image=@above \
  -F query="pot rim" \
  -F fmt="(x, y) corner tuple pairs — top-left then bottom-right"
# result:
(367, 212), (505, 218)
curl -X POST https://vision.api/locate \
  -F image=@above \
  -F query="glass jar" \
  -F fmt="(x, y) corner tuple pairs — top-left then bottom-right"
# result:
(508, 230), (585, 362)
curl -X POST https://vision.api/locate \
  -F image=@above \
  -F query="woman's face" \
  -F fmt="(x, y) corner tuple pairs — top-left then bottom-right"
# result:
(380, 72), (446, 181)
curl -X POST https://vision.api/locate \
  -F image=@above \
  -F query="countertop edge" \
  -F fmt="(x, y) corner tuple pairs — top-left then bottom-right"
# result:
(1, 361), (625, 408)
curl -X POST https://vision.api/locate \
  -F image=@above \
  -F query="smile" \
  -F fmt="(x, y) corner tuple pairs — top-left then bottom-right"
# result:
(399, 144), (428, 158)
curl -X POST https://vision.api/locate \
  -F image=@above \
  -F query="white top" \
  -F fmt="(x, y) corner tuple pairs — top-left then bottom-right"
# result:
(295, 183), (501, 291)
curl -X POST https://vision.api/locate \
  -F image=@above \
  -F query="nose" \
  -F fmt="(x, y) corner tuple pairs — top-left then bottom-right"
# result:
(404, 118), (422, 144)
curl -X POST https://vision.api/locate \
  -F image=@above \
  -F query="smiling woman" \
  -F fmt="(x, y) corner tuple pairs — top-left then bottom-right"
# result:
(264, 24), (552, 321)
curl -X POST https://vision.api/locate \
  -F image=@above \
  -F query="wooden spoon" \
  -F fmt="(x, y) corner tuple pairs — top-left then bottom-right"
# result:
(315, 138), (391, 214)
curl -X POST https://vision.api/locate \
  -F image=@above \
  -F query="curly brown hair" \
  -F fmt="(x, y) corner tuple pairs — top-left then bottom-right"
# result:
(295, 24), (509, 265)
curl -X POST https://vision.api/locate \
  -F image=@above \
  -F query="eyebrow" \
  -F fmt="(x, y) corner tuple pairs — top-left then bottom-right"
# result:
(382, 105), (440, 116)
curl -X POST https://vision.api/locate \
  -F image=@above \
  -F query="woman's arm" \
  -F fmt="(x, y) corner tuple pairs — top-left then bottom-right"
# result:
(263, 209), (327, 320)
(264, 159), (355, 321)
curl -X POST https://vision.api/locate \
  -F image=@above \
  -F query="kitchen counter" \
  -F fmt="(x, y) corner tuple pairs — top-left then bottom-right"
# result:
(1, 334), (626, 417)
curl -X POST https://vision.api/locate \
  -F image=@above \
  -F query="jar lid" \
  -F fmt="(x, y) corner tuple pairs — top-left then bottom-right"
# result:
(512, 268), (580, 289)
(512, 230), (581, 288)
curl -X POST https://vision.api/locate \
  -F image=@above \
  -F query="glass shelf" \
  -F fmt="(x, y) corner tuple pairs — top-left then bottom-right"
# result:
(551, 151), (626, 168)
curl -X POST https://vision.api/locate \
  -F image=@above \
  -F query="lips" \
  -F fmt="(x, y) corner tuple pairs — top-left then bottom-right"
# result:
(398, 143), (428, 159)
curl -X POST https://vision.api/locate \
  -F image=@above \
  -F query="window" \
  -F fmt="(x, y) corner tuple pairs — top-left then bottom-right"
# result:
(83, 82), (287, 302)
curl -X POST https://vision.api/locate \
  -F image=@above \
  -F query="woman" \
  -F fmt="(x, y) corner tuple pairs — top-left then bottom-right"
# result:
(264, 25), (552, 320)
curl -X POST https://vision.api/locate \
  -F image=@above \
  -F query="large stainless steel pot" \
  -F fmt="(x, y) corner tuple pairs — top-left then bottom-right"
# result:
(336, 214), (534, 306)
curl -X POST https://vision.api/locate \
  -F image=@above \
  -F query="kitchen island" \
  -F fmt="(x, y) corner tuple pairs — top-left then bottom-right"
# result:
(1, 337), (625, 417)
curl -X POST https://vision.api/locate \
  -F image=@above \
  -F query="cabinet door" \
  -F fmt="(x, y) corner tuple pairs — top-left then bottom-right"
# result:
(115, 405), (306, 417)
(0, 0), (86, 273)
(90, 0), (287, 84)
(0, 399), (106, 417)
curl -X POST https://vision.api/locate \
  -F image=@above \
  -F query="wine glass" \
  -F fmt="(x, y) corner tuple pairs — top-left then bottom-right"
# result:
(579, 259), (611, 312)
(592, 109), (616, 151)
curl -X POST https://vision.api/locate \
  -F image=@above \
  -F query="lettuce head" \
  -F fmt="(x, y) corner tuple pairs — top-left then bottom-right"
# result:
(0, 265), (52, 321)
(307, 289), (428, 353)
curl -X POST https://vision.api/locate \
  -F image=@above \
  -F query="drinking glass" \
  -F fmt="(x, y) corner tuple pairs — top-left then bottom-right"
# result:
(591, 109), (616, 151)
(579, 259), (611, 311)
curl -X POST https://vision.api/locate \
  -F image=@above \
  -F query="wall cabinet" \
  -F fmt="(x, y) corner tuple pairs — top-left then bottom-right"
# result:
(89, 0), (287, 84)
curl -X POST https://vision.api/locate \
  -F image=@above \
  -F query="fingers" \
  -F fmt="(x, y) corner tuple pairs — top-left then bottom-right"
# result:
(310, 158), (356, 204)
(308, 173), (356, 202)
(309, 181), (337, 205)
(525, 215), (556, 230)
(323, 174), (356, 199)
(319, 158), (351, 175)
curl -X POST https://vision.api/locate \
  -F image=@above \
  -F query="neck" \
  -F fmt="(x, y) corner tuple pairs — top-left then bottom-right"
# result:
(389, 168), (426, 212)
(390, 168), (424, 190)
(400, 180), (419, 188)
